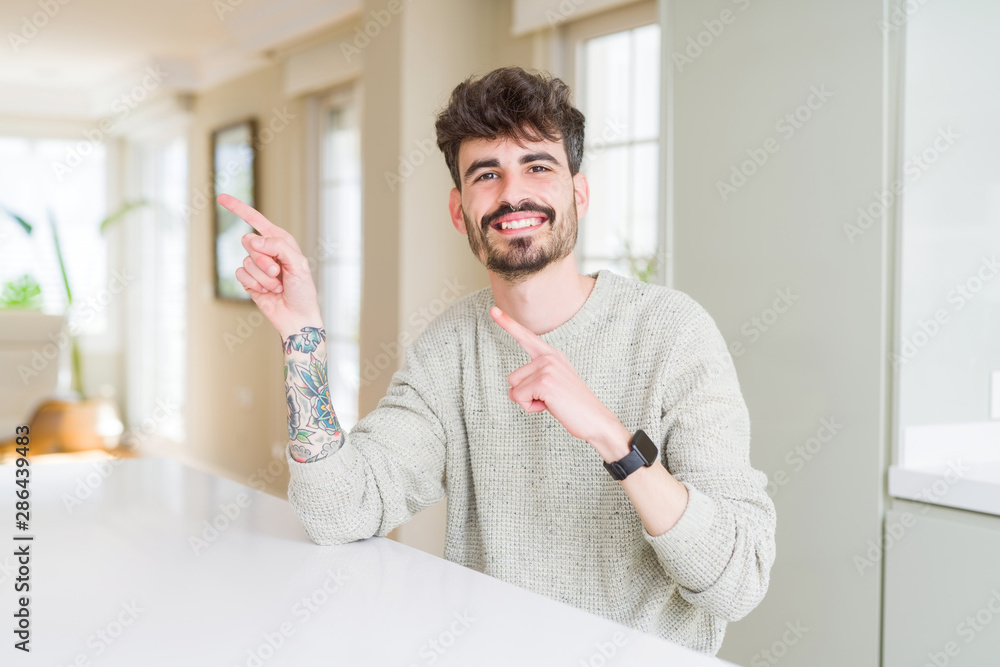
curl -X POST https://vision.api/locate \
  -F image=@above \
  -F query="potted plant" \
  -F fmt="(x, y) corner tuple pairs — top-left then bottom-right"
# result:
(1, 202), (148, 454)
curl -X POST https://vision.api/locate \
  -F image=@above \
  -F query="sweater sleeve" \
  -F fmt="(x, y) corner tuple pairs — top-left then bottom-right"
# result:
(641, 299), (777, 622)
(285, 334), (448, 546)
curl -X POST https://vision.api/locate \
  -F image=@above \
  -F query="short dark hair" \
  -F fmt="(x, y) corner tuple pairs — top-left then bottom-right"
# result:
(434, 66), (586, 190)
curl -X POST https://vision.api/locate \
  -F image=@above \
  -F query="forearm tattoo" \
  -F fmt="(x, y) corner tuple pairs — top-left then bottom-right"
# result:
(283, 326), (345, 463)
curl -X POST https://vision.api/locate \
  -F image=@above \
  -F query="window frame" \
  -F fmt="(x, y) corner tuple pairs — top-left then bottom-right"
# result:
(554, 0), (669, 285)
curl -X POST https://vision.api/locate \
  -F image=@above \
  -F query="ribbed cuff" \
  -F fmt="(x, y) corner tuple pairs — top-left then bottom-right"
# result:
(642, 481), (730, 593)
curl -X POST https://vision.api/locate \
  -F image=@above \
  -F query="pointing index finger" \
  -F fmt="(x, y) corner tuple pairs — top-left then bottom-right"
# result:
(490, 306), (551, 359)
(217, 194), (285, 238)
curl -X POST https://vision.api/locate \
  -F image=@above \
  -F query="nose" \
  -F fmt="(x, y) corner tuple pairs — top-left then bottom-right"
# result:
(496, 171), (531, 211)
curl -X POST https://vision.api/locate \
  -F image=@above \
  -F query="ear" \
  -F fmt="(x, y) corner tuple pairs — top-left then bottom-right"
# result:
(572, 172), (590, 220)
(448, 187), (467, 234)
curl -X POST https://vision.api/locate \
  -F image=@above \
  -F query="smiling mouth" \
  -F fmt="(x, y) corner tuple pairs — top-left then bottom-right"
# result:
(489, 215), (548, 233)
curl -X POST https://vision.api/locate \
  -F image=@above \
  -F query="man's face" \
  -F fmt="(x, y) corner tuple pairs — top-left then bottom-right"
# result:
(448, 133), (589, 283)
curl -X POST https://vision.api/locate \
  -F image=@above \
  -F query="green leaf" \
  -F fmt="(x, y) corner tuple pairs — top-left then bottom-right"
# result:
(98, 199), (150, 235)
(0, 206), (32, 234)
(47, 209), (73, 306)
(0, 274), (42, 309)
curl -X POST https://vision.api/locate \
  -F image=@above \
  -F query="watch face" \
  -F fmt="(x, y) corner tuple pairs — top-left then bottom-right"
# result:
(634, 430), (658, 465)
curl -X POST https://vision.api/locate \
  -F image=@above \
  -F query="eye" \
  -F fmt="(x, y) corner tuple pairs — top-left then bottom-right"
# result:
(528, 165), (550, 173)
(475, 172), (497, 182)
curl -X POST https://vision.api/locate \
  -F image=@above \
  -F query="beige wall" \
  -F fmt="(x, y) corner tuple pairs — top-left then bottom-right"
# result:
(178, 1), (534, 551)
(183, 64), (307, 487)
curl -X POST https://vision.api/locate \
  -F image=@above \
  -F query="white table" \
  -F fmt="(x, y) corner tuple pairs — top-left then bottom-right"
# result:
(0, 456), (737, 666)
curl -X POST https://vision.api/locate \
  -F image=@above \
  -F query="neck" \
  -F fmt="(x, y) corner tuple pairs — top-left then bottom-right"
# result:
(488, 254), (596, 336)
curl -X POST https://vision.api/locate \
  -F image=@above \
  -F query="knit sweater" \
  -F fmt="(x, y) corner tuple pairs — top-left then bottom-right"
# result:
(284, 268), (777, 655)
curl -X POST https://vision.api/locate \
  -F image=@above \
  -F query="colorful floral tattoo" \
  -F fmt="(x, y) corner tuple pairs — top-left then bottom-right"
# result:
(283, 326), (345, 463)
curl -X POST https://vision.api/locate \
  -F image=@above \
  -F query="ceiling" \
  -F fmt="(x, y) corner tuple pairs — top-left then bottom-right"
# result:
(0, 0), (359, 118)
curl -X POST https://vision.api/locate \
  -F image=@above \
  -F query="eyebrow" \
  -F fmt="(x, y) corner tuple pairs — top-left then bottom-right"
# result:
(520, 151), (560, 167)
(463, 158), (500, 184)
(462, 151), (563, 184)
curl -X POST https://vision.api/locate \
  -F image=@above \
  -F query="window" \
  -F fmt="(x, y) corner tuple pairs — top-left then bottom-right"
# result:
(312, 86), (362, 432)
(0, 136), (109, 333)
(562, 2), (662, 283)
(123, 132), (188, 444)
(895, 0), (1000, 430)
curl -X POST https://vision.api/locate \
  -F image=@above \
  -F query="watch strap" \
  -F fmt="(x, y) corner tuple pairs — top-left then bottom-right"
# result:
(603, 429), (657, 481)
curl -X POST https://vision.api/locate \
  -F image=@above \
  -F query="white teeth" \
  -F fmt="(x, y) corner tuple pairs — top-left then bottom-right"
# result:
(499, 217), (543, 230)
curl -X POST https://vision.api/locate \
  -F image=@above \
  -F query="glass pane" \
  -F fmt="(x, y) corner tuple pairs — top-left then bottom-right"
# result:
(578, 22), (662, 283)
(629, 141), (659, 258)
(326, 107), (361, 182)
(897, 0), (1000, 430)
(581, 257), (631, 279)
(584, 31), (632, 144)
(337, 181), (362, 261)
(330, 340), (359, 432)
(632, 24), (661, 141)
(331, 258), (361, 343)
(582, 144), (629, 259)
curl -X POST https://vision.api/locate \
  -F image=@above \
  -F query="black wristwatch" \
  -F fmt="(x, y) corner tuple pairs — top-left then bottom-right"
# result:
(603, 429), (658, 481)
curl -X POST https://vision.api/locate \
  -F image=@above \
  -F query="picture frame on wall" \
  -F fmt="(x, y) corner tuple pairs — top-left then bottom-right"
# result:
(211, 118), (258, 301)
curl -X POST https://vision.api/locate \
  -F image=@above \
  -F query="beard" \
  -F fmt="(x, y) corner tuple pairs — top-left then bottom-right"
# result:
(463, 198), (579, 284)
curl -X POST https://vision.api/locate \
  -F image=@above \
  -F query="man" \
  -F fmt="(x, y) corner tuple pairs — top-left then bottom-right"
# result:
(217, 66), (776, 656)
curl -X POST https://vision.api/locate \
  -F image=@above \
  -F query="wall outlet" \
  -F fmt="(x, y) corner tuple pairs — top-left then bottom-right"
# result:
(992, 371), (1000, 420)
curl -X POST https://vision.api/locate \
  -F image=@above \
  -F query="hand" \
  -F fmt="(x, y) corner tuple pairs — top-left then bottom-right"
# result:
(490, 305), (629, 456)
(216, 194), (323, 338)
